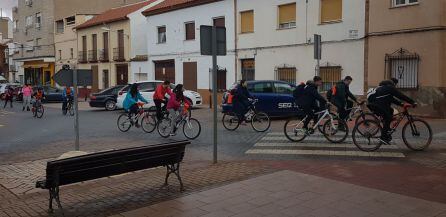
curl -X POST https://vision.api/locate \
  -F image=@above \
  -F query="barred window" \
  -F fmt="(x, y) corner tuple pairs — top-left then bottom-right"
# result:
(320, 66), (342, 91)
(275, 67), (297, 85)
(386, 49), (419, 89)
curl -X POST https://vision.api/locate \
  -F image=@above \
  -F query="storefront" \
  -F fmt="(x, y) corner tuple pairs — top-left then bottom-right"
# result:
(23, 61), (55, 86)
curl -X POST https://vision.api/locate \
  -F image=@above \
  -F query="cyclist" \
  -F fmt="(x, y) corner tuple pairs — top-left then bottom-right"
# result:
(153, 80), (172, 120)
(367, 78), (416, 143)
(297, 76), (329, 132)
(232, 79), (253, 123)
(62, 86), (74, 113)
(327, 76), (359, 123)
(32, 87), (45, 109)
(123, 83), (148, 127)
(166, 84), (190, 136)
(3, 86), (14, 109)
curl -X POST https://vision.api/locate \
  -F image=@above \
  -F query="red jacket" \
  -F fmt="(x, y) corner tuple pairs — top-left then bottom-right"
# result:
(153, 85), (172, 100)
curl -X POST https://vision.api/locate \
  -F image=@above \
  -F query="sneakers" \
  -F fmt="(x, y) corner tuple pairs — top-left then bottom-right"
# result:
(380, 133), (392, 145)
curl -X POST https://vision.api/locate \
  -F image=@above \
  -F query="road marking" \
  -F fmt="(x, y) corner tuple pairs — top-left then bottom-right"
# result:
(254, 142), (400, 150)
(0, 124), (4, 127)
(246, 149), (405, 158)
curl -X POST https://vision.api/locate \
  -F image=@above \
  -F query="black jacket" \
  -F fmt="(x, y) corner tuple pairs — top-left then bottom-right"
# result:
(298, 83), (327, 109)
(368, 84), (415, 108)
(328, 81), (357, 107)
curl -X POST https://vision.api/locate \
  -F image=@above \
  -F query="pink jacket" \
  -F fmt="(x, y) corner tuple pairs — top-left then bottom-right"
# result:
(22, 86), (33, 97)
(166, 93), (181, 110)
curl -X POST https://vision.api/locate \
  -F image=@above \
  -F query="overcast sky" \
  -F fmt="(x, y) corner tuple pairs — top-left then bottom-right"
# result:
(0, 0), (18, 19)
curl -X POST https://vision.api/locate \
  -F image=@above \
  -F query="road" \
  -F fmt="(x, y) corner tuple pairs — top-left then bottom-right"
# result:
(1, 101), (446, 168)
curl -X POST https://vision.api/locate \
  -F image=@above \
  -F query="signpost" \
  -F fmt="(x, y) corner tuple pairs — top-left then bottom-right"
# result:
(53, 66), (92, 151)
(314, 34), (322, 76)
(200, 25), (226, 164)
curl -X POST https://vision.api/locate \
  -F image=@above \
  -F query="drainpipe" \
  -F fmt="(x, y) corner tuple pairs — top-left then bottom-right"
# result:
(234, 0), (238, 82)
(364, 0), (370, 94)
(305, 0), (308, 43)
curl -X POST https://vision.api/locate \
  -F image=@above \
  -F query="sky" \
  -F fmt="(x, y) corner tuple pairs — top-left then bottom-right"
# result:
(0, 0), (17, 19)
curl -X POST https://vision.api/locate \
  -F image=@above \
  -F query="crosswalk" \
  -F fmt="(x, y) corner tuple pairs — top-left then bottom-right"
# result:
(0, 110), (15, 117)
(245, 132), (405, 158)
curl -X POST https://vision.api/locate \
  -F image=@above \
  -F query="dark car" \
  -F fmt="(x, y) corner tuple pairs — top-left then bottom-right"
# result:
(89, 85), (125, 111)
(222, 80), (300, 117)
(39, 86), (64, 102)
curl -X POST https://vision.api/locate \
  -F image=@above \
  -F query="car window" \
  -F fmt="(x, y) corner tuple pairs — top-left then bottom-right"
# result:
(111, 86), (123, 95)
(121, 85), (130, 92)
(249, 82), (273, 93)
(138, 82), (155, 92)
(274, 82), (294, 94)
(47, 87), (58, 93)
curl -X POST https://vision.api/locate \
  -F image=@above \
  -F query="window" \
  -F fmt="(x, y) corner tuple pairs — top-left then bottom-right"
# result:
(25, 16), (33, 28)
(393, 0), (418, 7)
(13, 20), (18, 32)
(274, 82), (293, 94)
(278, 3), (296, 29)
(137, 82), (156, 92)
(56, 20), (64, 33)
(58, 50), (62, 60)
(217, 69), (227, 90)
(240, 10), (254, 33)
(320, 0), (343, 23)
(385, 49), (419, 89)
(275, 67), (297, 85)
(25, 0), (32, 6)
(213, 17), (225, 27)
(320, 66), (342, 91)
(185, 22), (195, 40)
(249, 82), (273, 93)
(241, 59), (255, 81)
(157, 26), (166, 43)
(35, 38), (41, 49)
(66, 16), (75, 25)
(35, 12), (41, 29)
(25, 40), (33, 51)
(70, 48), (74, 59)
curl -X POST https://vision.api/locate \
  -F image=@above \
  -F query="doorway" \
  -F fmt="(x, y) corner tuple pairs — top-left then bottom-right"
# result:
(154, 60), (175, 83)
(183, 62), (197, 91)
(116, 64), (128, 85)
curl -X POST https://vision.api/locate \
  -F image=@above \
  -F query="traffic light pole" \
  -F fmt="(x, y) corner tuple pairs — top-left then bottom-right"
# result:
(73, 67), (80, 151)
(212, 26), (218, 164)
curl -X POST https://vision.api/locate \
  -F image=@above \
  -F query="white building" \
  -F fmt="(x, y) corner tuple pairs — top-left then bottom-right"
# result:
(142, 0), (236, 103)
(236, 0), (365, 94)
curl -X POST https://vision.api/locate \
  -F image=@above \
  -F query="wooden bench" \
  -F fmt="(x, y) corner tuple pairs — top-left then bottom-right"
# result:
(35, 140), (190, 213)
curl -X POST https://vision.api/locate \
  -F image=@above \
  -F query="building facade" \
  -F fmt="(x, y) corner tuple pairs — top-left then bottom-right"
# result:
(367, 0), (446, 117)
(142, 0), (236, 103)
(75, 0), (162, 92)
(12, 0), (56, 86)
(236, 0), (366, 94)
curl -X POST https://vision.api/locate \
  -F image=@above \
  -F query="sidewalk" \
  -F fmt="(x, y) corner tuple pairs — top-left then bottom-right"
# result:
(114, 170), (446, 217)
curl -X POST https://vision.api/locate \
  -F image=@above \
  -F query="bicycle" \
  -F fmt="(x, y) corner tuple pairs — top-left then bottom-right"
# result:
(117, 103), (154, 133)
(32, 98), (44, 118)
(352, 104), (432, 152)
(62, 97), (74, 116)
(222, 99), (271, 132)
(284, 104), (349, 143)
(157, 104), (201, 139)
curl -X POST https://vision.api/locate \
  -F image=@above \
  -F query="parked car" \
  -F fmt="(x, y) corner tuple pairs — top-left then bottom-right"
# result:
(221, 80), (300, 117)
(89, 85), (125, 111)
(36, 86), (64, 103)
(116, 81), (203, 109)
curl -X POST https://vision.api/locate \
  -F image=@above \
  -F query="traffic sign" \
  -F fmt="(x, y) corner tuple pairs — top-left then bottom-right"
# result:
(53, 69), (92, 86)
(200, 25), (226, 56)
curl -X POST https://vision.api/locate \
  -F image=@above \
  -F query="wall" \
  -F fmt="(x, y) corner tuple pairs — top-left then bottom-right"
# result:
(145, 0), (236, 91)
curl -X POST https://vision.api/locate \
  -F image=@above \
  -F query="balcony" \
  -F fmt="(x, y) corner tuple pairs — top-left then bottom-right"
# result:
(113, 47), (125, 62)
(88, 50), (98, 63)
(78, 51), (87, 63)
(98, 49), (109, 62)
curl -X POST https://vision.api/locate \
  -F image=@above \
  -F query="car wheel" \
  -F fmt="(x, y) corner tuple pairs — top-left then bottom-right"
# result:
(105, 100), (117, 111)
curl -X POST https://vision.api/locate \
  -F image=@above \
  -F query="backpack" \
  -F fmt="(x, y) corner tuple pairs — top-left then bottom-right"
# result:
(293, 83), (306, 101)
(366, 87), (378, 101)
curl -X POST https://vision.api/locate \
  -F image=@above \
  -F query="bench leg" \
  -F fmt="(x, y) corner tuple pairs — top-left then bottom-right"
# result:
(48, 189), (54, 213)
(164, 163), (184, 191)
(48, 187), (65, 216)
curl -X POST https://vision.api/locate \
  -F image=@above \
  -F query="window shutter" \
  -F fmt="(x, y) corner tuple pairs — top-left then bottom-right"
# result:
(240, 10), (254, 33)
(321, 0), (343, 23)
(185, 22), (195, 40)
(278, 3), (296, 24)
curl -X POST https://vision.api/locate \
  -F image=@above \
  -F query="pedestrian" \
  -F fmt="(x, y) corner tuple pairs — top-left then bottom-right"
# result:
(22, 84), (33, 111)
(3, 86), (14, 108)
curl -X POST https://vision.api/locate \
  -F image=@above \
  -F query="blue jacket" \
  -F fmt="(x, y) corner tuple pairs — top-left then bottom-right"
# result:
(123, 92), (148, 111)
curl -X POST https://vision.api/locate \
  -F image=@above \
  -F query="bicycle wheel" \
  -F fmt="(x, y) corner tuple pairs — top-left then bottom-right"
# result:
(251, 112), (270, 132)
(352, 119), (383, 152)
(141, 112), (157, 133)
(183, 118), (201, 140)
(283, 117), (308, 142)
(36, 105), (44, 118)
(323, 118), (349, 143)
(222, 113), (240, 131)
(69, 104), (75, 116)
(355, 112), (379, 126)
(117, 114), (132, 132)
(157, 118), (172, 138)
(402, 118), (432, 151)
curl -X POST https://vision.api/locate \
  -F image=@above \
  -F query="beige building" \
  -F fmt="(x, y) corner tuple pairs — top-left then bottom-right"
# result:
(75, 1), (161, 92)
(367, 0), (446, 117)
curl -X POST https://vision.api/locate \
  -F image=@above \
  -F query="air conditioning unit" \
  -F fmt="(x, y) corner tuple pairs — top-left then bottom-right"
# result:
(25, 0), (33, 6)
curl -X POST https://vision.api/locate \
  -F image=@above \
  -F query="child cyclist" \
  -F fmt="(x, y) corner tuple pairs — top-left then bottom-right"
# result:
(166, 84), (190, 136)
(32, 87), (45, 110)
(123, 83), (148, 127)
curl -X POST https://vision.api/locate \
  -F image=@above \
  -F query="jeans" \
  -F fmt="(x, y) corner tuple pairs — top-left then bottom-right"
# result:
(3, 98), (13, 108)
(336, 100), (354, 121)
(154, 99), (165, 120)
(168, 109), (178, 133)
(23, 95), (31, 109)
(368, 103), (393, 138)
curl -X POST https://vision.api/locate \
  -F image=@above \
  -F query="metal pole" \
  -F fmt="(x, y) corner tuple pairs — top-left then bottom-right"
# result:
(212, 26), (218, 164)
(73, 67), (80, 151)
(316, 59), (320, 76)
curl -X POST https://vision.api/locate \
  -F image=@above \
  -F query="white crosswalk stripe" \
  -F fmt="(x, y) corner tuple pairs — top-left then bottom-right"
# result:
(246, 132), (406, 158)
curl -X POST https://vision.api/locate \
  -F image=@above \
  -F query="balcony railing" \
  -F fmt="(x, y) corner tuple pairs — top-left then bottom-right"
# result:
(88, 50), (98, 62)
(99, 49), (109, 62)
(78, 51), (87, 63)
(113, 47), (125, 62)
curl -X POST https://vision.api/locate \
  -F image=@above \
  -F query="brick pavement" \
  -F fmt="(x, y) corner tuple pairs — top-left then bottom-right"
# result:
(114, 170), (446, 217)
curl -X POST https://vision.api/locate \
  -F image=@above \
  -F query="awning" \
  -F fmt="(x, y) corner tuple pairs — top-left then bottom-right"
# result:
(23, 63), (49, 69)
